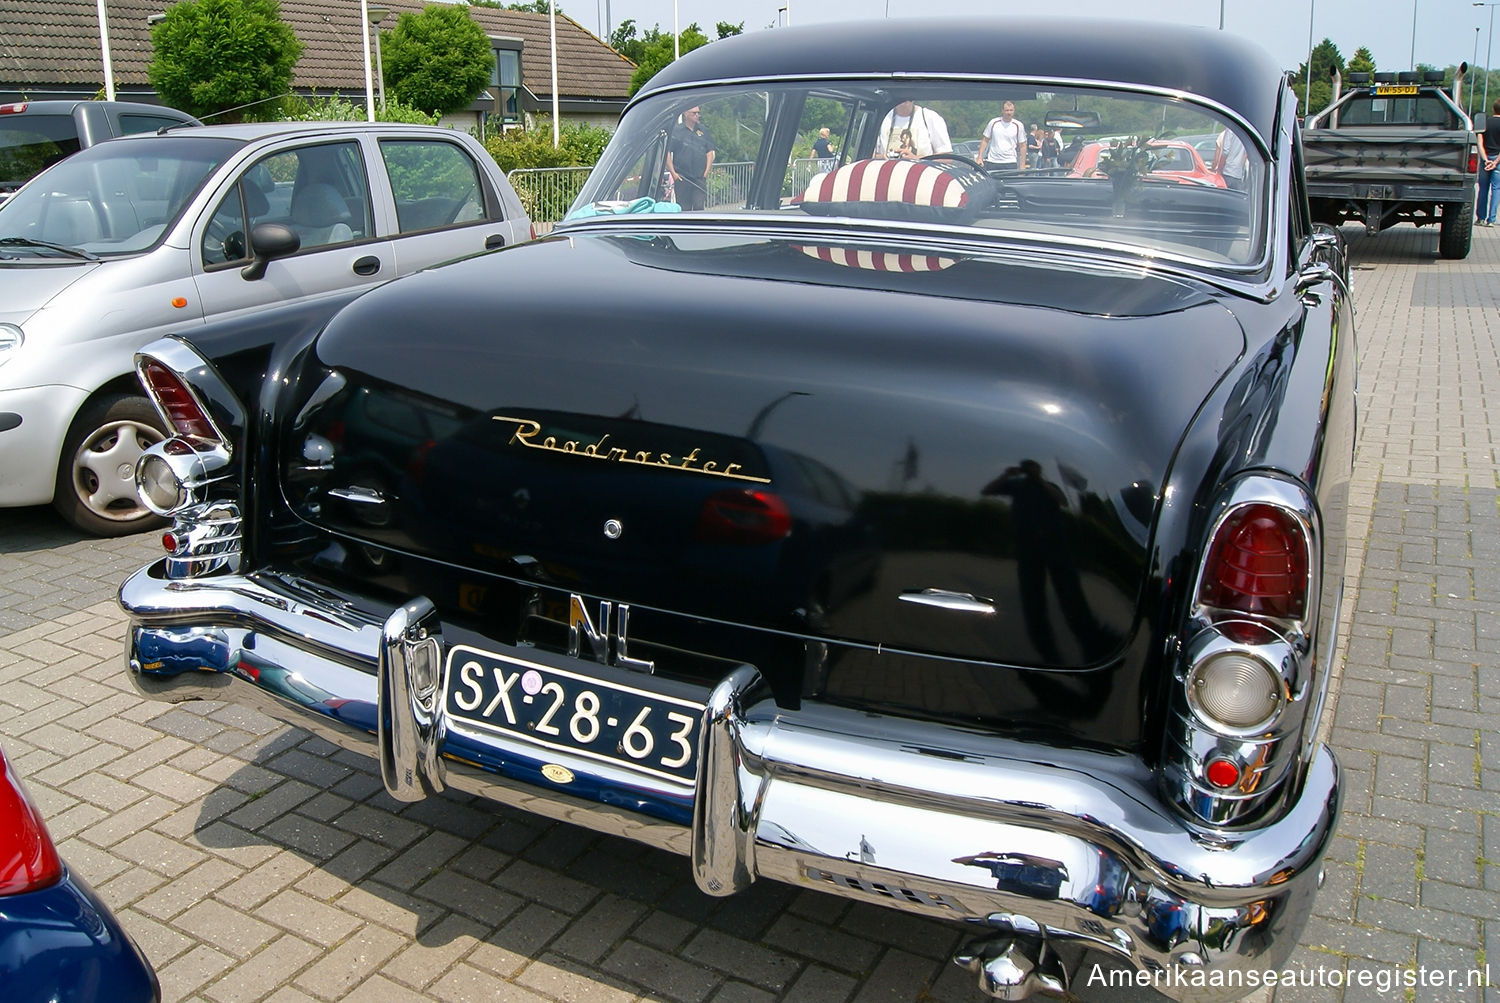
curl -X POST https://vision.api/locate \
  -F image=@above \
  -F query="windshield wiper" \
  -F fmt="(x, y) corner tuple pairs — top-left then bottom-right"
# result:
(0, 237), (101, 261)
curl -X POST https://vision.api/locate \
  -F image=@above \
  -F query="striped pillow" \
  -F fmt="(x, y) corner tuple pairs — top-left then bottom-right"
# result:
(799, 158), (995, 224)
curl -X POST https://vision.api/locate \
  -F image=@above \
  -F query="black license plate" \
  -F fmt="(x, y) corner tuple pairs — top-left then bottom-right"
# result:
(444, 644), (703, 787)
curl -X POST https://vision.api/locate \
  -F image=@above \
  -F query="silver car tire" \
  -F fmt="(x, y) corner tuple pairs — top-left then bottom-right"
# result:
(53, 394), (168, 537)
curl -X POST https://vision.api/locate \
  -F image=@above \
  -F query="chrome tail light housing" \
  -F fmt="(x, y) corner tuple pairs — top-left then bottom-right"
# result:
(134, 338), (247, 580)
(1163, 475), (1326, 827)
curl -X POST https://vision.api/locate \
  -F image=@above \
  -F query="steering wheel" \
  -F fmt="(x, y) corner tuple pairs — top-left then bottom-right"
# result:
(205, 217), (246, 263)
(921, 152), (984, 172)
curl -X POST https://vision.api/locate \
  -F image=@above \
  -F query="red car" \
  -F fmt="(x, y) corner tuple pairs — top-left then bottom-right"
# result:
(1068, 138), (1227, 187)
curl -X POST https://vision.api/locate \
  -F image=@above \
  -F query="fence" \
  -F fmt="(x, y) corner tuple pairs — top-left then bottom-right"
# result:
(506, 166), (593, 235)
(508, 160), (763, 232)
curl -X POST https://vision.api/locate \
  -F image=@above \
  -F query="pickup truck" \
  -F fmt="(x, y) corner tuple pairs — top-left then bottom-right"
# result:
(1302, 68), (1479, 258)
(0, 100), (201, 204)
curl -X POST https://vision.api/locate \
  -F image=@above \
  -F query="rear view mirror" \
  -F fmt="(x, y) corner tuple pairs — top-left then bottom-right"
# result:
(1044, 110), (1101, 130)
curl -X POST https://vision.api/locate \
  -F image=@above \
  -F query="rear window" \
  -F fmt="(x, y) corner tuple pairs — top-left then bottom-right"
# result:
(1336, 93), (1461, 127)
(0, 113), (81, 187)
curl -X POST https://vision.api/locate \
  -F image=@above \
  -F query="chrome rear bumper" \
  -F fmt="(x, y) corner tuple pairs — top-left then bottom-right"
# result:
(120, 561), (1339, 1001)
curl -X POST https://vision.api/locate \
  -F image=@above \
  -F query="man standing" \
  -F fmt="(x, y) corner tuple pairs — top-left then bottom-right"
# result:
(667, 106), (716, 211)
(872, 98), (952, 159)
(1211, 127), (1248, 191)
(1477, 99), (1500, 226)
(978, 101), (1027, 171)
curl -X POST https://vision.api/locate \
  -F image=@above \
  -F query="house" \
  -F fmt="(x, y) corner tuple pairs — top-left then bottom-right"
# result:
(0, 0), (634, 130)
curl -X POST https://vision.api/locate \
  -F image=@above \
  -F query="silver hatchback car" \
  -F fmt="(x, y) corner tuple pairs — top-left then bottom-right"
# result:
(0, 121), (531, 534)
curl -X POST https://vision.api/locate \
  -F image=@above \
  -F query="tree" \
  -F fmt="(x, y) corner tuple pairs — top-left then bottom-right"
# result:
(627, 24), (710, 96)
(381, 4), (495, 116)
(1348, 47), (1376, 76)
(715, 22), (743, 38)
(147, 0), (302, 122)
(1293, 38), (1345, 116)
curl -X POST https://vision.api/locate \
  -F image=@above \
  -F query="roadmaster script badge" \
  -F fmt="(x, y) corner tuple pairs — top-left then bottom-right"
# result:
(493, 415), (770, 484)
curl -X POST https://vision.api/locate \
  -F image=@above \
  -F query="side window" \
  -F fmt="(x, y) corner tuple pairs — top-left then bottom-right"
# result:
(380, 139), (490, 233)
(790, 97), (856, 198)
(201, 182), (253, 265)
(286, 141), (370, 250)
(117, 114), (190, 136)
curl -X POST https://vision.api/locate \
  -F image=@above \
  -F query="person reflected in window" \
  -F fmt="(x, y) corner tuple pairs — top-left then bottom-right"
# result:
(667, 106), (716, 211)
(872, 98), (952, 159)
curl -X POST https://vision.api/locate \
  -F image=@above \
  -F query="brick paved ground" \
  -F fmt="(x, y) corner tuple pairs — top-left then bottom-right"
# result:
(0, 221), (1496, 1003)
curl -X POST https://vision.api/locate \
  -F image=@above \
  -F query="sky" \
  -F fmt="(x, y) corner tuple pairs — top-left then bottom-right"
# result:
(572, 0), (1500, 77)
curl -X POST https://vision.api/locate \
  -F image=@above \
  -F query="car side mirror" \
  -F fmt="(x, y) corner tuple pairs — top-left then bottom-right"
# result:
(240, 223), (300, 281)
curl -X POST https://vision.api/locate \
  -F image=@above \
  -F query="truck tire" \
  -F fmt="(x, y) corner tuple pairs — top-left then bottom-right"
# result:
(52, 394), (168, 537)
(1439, 203), (1473, 259)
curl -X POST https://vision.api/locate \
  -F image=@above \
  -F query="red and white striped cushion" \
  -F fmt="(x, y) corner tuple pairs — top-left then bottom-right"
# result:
(796, 245), (957, 272)
(799, 158), (993, 224)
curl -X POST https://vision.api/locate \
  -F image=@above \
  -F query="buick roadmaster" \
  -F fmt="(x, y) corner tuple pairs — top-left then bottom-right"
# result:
(120, 18), (1352, 999)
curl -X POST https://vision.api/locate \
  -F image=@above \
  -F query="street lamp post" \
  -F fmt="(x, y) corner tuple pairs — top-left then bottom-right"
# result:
(1409, 0), (1418, 70)
(1474, 26), (1482, 118)
(359, 0), (375, 122)
(1305, 0), (1316, 112)
(1477, 2), (1498, 125)
(368, 6), (388, 112)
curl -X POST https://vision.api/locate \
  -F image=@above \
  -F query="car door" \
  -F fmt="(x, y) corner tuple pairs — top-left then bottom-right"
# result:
(190, 138), (396, 321)
(374, 135), (525, 271)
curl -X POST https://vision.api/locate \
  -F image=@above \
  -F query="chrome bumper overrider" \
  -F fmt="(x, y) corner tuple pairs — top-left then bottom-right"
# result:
(120, 562), (1339, 1001)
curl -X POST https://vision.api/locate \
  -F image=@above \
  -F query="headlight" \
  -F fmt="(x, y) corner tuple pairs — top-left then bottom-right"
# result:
(0, 323), (22, 366)
(1187, 651), (1282, 731)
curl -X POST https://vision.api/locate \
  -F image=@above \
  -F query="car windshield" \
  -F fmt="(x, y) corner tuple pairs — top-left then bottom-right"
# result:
(0, 135), (241, 258)
(568, 81), (1267, 268)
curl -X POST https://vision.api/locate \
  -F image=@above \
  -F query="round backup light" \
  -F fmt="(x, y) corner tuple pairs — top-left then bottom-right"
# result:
(1188, 652), (1281, 731)
(138, 452), (186, 515)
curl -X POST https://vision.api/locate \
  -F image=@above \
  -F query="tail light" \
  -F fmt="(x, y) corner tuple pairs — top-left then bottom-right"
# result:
(695, 489), (793, 545)
(1469, 151), (1479, 174)
(1164, 483), (1321, 827)
(1198, 503), (1308, 624)
(139, 360), (222, 442)
(0, 749), (64, 896)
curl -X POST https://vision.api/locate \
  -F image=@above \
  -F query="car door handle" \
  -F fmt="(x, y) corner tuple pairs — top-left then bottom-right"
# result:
(484, 234), (506, 250)
(352, 255), (381, 276)
(898, 588), (996, 614)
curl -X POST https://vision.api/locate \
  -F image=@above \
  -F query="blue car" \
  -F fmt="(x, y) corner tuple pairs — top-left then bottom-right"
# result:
(0, 745), (158, 1002)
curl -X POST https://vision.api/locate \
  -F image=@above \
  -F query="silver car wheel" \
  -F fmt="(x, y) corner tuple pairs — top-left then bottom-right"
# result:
(69, 417), (165, 523)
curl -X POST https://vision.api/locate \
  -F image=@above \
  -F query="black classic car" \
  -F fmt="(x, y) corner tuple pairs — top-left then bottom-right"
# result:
(119, 18), (1353, 1000)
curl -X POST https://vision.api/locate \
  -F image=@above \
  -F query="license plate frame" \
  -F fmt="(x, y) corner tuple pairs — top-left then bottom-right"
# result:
(1372, 84), (1418, 96)
(443, 643), (705, 788)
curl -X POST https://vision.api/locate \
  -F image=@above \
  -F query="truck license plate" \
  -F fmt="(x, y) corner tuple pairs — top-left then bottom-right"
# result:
(444, 644), (703, 787)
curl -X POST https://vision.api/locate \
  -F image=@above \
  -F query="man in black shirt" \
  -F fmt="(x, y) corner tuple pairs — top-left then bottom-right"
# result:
(668, 106), (716, 211)
(1479, 100), (1500, 226)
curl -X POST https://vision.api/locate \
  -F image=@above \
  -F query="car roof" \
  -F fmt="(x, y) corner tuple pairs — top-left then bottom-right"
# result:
(638, 16), (1284, 146)
(0, 99), (196, 119)
(99, 120), (468, 142)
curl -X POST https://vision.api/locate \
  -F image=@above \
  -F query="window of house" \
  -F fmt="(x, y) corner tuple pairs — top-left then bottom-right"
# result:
(491, 47), (522, 124)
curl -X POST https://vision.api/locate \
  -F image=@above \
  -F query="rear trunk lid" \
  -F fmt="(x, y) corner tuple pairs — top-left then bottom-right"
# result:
(280, 230), (1245, 742)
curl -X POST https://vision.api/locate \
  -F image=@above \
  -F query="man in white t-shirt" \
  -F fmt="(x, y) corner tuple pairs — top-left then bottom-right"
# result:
(872, 99), (952, 160)
(978, 101), (1028, 171)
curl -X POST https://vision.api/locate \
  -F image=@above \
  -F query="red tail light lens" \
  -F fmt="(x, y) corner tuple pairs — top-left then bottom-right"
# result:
(140, 360), (218, 440)
(695, 489), (793, 545)
(1199, 504), (1308, 621)
(0, 749), (64, 896)
(1469, 152), (1479, 173)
